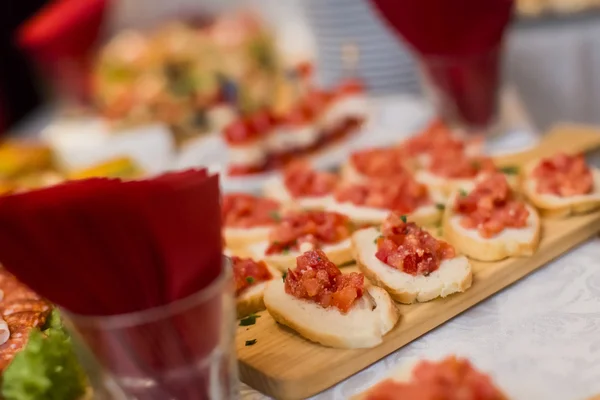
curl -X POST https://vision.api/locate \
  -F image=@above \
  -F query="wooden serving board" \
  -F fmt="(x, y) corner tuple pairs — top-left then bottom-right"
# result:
(236, 125), (600, 400)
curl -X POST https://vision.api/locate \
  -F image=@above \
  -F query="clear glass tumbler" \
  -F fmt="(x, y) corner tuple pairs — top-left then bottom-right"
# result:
(418, 46), (503, 135)
(62, 260), (238, 400)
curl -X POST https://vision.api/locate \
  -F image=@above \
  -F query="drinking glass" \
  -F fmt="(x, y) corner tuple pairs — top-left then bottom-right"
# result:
(63, 259), (238, 400)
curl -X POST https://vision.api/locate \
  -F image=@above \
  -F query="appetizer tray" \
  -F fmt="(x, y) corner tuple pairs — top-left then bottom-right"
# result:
(235, 125), (600, 400)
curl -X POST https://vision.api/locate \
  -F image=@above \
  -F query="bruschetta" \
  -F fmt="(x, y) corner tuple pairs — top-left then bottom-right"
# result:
(320, 79), (369, 134)
(327, 175), (444, 227)
(262, 161), (337, 210)
(352, 355), (508, 400)
(247, 210), (356, 271)
(232, 256), (280, 318)
(353, 213), (472, 304)
(268, 102), (320, 154)
(340, 147), (415, 184)
(223, 117), (268, 176)
(444, 173), (541, 261)
(222, 193), (281, 250)
(264, 250), (399, 349)
(414, 148), (498, 197)
(522, 152), (600, 218)
(398, 119), (483, 169)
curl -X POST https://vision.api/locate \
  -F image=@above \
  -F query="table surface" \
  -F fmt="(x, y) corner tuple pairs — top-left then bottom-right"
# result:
(241, 237), (600, 400)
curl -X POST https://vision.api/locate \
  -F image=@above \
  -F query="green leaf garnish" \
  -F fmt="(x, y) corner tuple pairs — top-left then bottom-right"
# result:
(281, 247), (290, 255)
(500, 166), (519, 175)
(239, 314), (261, 326)
(435, 203), (446, 211)
(459, 189), (468, 197)
(400, 215), (407, 223)
(246, 276), (255, 284)
(282, 271), (288, 282)
(373, 235), (383, 244)
(245, 339), (257, 346)
(269, 210), (281, 222)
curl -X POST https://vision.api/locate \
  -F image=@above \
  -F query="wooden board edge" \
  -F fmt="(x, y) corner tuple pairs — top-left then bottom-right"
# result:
(239, 213), (600, 399)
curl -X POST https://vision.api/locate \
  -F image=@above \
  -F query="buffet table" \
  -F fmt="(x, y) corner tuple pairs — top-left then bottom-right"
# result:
(241, 237), (600, 399)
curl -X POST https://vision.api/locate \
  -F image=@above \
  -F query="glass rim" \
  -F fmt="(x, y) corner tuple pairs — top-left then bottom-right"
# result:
(62, 256), (231, 329)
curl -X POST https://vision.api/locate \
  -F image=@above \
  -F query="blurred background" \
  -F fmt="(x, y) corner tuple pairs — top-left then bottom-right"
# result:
(1, 0), (600, 192)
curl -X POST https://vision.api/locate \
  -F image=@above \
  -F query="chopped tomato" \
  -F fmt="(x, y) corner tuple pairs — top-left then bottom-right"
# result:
(231, 256), (272, 296)
(364, 356), (506, 400)
(266, 211), (354, 255)
(375, 213), (455, 276)
(533, 153), (593, 196)
(454, 173), (529, 238)
(222, 193), (279, 228)
(428, 150), (496, 179)
(350, 147), (410, 179)
(223, 118), (263, 145)
(335, 176), (430, 213)
(283, 162), (337, 198)
(285, 250), (364, 313)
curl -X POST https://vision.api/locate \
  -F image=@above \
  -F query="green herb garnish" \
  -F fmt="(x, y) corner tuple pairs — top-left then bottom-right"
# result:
(400, 215), (408, 223)
(282, 271), (288, 282)
(246, 276), (255, 284)
(459, 189), (468, 197)
(281, 247), (290, 255)
(245, 339), (257, 346)
(269, 210), (281, 222)
(239, 314), (261, 326)
(435, 203), (445, 211)
(373, 235), (383, 244)
(500, 166), (519, 175)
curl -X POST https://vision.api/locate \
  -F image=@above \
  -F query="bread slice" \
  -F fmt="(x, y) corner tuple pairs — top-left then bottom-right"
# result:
(224, 226), (272, 250)
(352, 228), (472, 304)
(326, 200), (443, 227)
(236, 265), (281, 319)
(264, 280), (399, 349)
(262, 176), (334, 210)
(248, 238), (354, 272)
(416, 170), (520, 200)
(443, 195), (541, 262)
(522, 163), (600, 218)
(340, 161), (368, 184)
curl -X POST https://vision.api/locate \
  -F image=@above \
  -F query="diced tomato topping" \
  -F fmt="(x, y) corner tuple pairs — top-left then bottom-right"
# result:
(375, 213), (455, 276)
(350, 147), (411, 179)
(285, 250), (364, 313)
(266, 210), (354, 255)
(231, 256), (273, 296)
(335, 78), (365, 98)
(428, 150), (497, 179)
(248, 109), (276, 136)
(223, 118), (264, 145)
(400, 119), (482, 161)
(222, 193), (280, 228)
(364, 356), (506, 400)
(532, 153), (593, 197)
(335, 176), (430, 213)
(304, 89), (333, 116)
(283, 162), (337, 198)
(454, 173), (529, 238)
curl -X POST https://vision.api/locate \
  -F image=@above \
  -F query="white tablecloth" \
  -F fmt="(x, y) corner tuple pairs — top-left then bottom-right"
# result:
(241, 237), (600, 400)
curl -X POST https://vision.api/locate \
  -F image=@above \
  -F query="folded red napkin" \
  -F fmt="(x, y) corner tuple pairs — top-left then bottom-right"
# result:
(0, 169), (222, 315)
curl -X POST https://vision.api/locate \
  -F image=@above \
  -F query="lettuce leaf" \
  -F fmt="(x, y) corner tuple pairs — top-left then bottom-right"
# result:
(2, 310), (87, 400)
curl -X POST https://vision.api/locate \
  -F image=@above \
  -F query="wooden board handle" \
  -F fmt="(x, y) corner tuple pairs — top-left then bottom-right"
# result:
(494, 123), (600, 167)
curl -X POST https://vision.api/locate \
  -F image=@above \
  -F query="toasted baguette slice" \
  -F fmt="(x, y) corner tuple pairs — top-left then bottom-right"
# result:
(264, 280), (399, 348)
(263, 176), (334, 210)
(224, 226), (272, 250)
(236, 265), (281, 318)
(353, 228), (472, 304)
(522, 163), (600, 218)
(248, 238), (353, 272)
(443, 195), (541, 261)
(326, 200), (443, 227)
